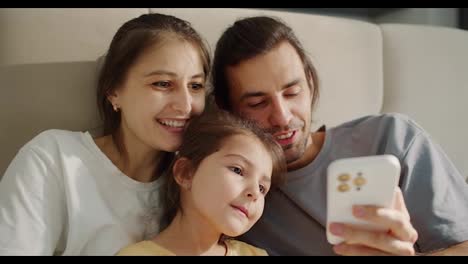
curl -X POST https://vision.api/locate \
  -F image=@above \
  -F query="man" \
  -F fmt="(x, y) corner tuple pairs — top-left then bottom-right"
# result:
(210, 16), (468, 255)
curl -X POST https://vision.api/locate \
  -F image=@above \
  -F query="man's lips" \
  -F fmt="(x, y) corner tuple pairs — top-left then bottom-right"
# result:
(273, 130), (297, 146)
(231, 205), (249, 218)
(273, 130), (294, 139)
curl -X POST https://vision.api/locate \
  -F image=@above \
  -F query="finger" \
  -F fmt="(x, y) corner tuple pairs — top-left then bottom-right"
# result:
(391, 188), (418, 243)
(333, 243), (391, 256)
(330, 223), (416, 256)
(392, 187), (410, 220)
(352, 205), (418, 243)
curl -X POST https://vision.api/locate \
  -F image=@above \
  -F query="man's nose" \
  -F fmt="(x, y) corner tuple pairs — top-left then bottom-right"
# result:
(268, 97), (292, 127)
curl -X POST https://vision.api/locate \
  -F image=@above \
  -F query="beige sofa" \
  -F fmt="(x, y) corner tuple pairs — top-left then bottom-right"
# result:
(1, 8), (467, 180)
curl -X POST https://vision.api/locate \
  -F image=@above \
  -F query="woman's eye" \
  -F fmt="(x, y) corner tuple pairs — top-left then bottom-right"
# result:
(229, 166), (243, 176)
(152, 81), (171, 88)
(259, 185), (267, 194)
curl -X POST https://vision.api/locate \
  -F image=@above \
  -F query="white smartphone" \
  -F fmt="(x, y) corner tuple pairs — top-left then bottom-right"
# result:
(326, 155), (401, 245)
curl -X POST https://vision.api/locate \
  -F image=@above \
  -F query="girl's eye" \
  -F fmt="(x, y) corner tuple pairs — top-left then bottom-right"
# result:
(229, 166), (243, 176)
(259, 185), (266, 194)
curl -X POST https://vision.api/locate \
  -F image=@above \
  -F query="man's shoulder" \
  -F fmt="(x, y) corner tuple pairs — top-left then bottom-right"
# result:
(327, 113), (425, 158)
(337, 113), (414, 129)
(333, 113), (424, 137)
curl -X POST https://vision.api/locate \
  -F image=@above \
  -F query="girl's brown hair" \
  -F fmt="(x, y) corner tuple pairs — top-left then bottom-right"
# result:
(160, 110), (286, 228)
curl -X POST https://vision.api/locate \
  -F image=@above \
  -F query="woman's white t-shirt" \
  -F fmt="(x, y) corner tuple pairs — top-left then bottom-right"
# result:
(0, 130), (164, 255)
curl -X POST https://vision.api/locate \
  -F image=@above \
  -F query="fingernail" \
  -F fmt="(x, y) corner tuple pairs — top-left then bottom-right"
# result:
(354, 206), (366, 217)
(330, 223), (344, 236)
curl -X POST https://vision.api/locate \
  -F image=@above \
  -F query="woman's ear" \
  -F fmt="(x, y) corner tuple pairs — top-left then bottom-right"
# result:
(173, 157), (194, 190)
(107, 90), (121, 112)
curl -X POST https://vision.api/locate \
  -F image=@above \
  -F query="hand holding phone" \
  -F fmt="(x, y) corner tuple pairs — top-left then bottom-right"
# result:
(326, 155), (401, 245)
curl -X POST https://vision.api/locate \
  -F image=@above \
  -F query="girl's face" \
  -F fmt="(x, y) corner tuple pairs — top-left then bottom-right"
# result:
(109, 37), (206, 152)
(184, 134), (274, 237)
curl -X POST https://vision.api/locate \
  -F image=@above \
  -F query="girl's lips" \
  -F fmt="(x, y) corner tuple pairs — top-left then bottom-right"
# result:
(231, 205), (249, 218)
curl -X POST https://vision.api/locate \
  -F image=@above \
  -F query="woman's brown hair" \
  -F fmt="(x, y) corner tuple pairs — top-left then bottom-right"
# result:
(96, 13), (211, 172)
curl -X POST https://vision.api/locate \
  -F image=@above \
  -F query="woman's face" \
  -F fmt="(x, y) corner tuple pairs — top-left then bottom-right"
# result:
(110, 38), (206, 152)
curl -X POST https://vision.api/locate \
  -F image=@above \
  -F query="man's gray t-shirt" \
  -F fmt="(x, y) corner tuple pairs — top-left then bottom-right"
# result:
(242, 113), (468, 255)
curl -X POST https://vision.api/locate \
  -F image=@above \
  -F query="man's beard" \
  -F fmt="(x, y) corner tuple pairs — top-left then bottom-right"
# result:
(262, 118), (304, 135)
(283, 133), (309, 164)
(262, 118), (307, 164)
(239, 113), (309, 164)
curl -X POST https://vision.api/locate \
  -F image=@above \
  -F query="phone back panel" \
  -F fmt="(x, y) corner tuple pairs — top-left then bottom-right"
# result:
(326, 155), (401, 244)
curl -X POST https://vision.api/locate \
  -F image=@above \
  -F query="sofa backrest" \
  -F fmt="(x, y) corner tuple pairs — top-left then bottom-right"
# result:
(2, 8), (466, 180)
(0, 8), (383, 176)
(0, 8), (149, 65)
(381, 24), (468, 178)
(0, 8), (148, 175)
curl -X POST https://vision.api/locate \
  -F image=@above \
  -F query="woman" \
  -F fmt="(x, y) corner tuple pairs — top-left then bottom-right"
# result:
(0, 13), (210, 255)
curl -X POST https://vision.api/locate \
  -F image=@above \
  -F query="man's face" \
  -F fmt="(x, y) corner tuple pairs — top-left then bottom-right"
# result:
(226, 41), (313, 165)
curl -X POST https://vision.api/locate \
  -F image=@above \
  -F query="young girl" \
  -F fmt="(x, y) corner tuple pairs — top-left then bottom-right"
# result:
(117, 111), (286, 256)
(0, 13), (210, 255)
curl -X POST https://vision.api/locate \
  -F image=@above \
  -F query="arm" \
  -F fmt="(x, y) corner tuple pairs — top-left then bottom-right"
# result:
(426, 241), (468, 256)
(331, 117), (468, 255)
(0, 146), (65, 255)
